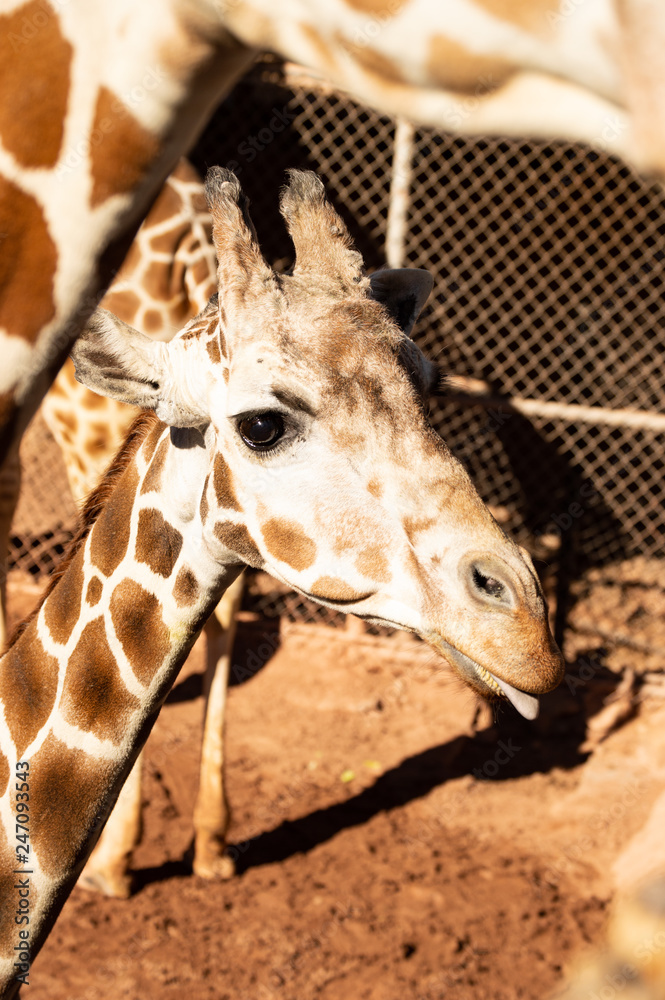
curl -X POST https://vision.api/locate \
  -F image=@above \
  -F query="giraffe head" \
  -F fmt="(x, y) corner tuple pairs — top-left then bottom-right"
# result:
(72, 167), (563, 719)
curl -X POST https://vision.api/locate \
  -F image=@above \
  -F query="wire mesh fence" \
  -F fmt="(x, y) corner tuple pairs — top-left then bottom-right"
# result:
(10, 412), (77, 580)
(9, 56), (665, 651)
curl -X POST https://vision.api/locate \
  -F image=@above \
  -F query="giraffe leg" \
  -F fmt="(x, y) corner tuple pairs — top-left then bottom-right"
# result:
(78, 754), (143, 898)
(0, 440), (21, 649)
(192, 573), (244, 880)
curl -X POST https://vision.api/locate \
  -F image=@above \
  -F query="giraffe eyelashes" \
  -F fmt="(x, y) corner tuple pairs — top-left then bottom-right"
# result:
(237, 412), (286, 450)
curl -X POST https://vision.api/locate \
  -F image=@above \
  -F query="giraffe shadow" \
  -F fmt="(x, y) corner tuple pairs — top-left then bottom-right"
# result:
(230, 684), (591, 874)
(133, 658), (621, 890)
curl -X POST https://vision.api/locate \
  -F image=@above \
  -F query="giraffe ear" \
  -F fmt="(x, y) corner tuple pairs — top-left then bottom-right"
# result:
(368, 269), (433, 337)
(71, 309), (207, 427)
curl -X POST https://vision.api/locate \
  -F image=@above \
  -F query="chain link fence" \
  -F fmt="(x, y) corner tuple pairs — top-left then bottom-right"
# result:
(10, 57), (665, 655)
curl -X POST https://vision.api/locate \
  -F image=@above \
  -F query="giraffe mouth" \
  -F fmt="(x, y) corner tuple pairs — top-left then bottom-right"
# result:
(437, 641), (540, 720)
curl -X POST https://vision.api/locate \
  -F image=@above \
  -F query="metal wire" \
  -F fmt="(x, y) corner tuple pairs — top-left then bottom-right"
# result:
(10, 57), (665, 647)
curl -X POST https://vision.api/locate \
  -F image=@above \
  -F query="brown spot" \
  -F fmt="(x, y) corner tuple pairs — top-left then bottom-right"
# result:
(477, 0), (556, 33)
(309, 576), (368, 601)
(342, 0), (406, 11)
(142, 258), (172, 301)
(214, 521), (260, 564)
(172, 301), (194, 335)
(169, 157), (201, 185)
(206, 337), (221, 365)
(218, 327), (227, 356)
(356, 545), (391, 583)
(427, 34), (515, 93)
(403, 515), (437, 541)
(150, 220), (190, 254)
(262, 518), (316, 571)
(48, 376), (68, 398)
(0, 176), (57, 342)
(174, 565), (199, 606)
(44, 546), (84, 644)
(213, 452), (241, 511)
(143, 308), (164, 334)
(86, 576), (103, 606)
(142, 417), (165, 462)
(140, 435), (169, 495)
(144, 173), (183, 226)
(367, 478), (383, 499)
(101, 287), (142, 325)
(200, 474), (209, 521)
(135, 508), (183, 578)
(80, 387), (106, 409)
(0, 630), (58, 758)
(223, 368), (229, 384)
(62, 617), (140, 744)
(191, 256), (213, 287)
(337, 35), (406, 84)
(0, 1), (72, 168)
(90, 463), (139, 576)
(110, 579), (170, 684)
(300, 23), (339, 73)
(89, 86), (160, 208)
(28, 734), (114, 879)
(57, 410), (76, 433)
(0, 752), (7, 798)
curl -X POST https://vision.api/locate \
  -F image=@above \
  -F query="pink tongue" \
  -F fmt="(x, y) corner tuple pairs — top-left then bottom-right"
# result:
(492, 674), (539, 720)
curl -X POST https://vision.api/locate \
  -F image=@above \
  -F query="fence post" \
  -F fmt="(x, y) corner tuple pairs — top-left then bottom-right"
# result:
(385, 118), (415, 268)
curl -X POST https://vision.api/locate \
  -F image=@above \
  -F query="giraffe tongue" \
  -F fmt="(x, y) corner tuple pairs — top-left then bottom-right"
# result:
(491, 674), (540, 721)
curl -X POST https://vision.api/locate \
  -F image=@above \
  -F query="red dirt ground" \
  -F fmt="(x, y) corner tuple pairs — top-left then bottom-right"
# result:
(8, 582), (665, 1000)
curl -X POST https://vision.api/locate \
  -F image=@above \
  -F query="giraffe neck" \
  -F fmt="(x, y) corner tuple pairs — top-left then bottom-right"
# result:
(0, 413), (240, 986)
(102, 159), (218, 340)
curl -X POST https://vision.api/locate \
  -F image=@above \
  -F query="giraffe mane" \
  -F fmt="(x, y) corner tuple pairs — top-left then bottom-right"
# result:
(7, 409), (159, 650)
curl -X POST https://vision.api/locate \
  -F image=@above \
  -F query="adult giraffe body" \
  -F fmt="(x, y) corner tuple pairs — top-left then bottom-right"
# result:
(0, 0), (663, 464)
(0, 168), (563, 997)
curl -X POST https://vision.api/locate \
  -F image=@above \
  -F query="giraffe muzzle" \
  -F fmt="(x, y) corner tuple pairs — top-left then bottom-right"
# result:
(438, 641), (540, 720)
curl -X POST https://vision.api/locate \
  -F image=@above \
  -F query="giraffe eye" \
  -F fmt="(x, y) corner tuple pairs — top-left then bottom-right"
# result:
(238, 412), (285, 450)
